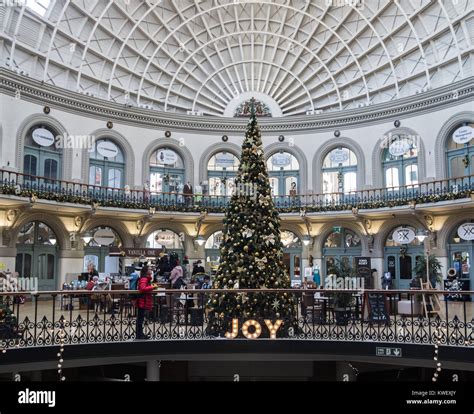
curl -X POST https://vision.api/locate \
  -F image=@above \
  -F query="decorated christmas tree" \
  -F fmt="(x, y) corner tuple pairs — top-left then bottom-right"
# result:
(207, 99), (296, 336)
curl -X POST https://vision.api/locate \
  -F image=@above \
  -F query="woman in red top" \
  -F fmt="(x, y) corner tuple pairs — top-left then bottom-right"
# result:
(136, 267), (155, 339)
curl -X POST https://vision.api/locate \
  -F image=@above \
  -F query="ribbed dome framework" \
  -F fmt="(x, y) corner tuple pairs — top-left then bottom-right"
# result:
(1, 0), (471, 117)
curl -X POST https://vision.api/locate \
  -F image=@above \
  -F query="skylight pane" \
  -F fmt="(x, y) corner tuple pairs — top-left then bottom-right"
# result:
(26, 0), (51, 17)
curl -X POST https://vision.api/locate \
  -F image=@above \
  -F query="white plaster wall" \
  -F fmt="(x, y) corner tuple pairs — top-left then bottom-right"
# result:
(58, 258), (84, 287)
(1, 93), (472, 192)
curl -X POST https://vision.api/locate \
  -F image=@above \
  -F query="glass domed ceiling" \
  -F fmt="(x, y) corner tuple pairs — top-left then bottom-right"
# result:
(1, 0), (471, 117)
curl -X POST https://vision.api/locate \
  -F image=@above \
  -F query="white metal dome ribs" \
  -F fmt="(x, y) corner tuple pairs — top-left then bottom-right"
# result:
(0, 0), (471, 117)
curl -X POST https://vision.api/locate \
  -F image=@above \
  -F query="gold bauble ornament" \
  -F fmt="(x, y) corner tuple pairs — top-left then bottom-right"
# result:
(244, 246), (249, 252)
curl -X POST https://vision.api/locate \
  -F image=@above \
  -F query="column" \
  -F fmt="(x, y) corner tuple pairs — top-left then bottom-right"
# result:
(146, 360), (161, 382)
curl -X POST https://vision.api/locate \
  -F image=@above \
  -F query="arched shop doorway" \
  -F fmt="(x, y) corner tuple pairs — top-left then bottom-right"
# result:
(146, 229), (184, 261)
(205, 231), (224, 275)
(149, 148), (185, 196)
(281, 231), (302, 285)
(23, 124), (62, 188)
(322, 227), (362, 278)
(207, 153), (240, 197)
(15, 221), (59, 290)
(83, 226), (123, 274)
(266, 152), (300, 201)
(384, 226), (424, 289)
(448, 222), (474, 291)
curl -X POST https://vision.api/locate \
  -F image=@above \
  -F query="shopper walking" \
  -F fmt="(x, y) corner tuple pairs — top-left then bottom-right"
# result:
(135, 268), (155, 340)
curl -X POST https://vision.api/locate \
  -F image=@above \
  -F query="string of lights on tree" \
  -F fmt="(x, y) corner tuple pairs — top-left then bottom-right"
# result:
(206, 99), (297, 337)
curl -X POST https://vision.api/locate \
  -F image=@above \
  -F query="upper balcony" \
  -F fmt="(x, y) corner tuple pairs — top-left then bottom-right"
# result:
(1, 169), (473, 215)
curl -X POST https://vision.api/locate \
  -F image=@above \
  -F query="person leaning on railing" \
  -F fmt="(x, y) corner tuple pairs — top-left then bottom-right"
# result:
(135, 267), (155, 340)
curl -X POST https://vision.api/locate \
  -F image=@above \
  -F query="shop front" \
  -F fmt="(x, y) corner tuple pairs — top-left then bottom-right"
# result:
(83, 226), (123, 274)
(322, 227), (362, 280)
(448, 222), (474, 292)
(281, 231), (302, 285)
(384, 226), (424, 289)
(15, 221), (58, 291)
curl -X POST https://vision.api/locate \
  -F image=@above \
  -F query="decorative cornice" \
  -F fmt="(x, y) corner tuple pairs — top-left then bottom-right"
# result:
(0, 69), (473, 133)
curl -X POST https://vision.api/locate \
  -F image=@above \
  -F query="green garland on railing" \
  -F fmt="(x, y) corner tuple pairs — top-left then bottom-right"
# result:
(0, 184), (471, 214)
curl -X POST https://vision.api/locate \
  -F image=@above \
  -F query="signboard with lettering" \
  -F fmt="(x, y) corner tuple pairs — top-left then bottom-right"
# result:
(329, 149), (349, 163)
(457, 223), (474, 241)
(157, 149), (178, 165)
(271, 153), (291, 167)
(32, 128), (55, 147)
(452, 125), (474, 144)
(389, 139), (410, 157)
(215, 153), (236, 168)
(364, 292), (389, 322)
(93, 228), (115, 246)
(97, 140), (119, 158)
(392, 227), (415, 244)
(376, 347), (402, 357)
(109, 247), (163, 257)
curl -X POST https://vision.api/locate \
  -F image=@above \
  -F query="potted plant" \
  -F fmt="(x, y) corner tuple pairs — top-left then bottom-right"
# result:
(412, 255), (443, 288)
(327, 258), (356, 325)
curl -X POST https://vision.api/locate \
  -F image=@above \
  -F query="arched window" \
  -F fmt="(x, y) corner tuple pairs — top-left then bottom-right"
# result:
(383, 135), (418, 189)
(446, 122), (474, 179)
(89, 139), (125, 188)
(149, 148), (184, 193)
(205, 231), (224, 274)
(266, 152), (300, 196)
(24, 125), (61, 186)
(322, 228), (362, 277)
(281, 231), (302, 284)
(322, 148), (357, 194)
(83, 226), (122, 274)
(384, 226), (423, 289)
(15, 221), (58, 290)
(207, 152), (240, 196)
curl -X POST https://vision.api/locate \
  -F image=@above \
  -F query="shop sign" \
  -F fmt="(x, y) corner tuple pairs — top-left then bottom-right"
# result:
(392, 227), (415, 244)
(32, 128), (55, 147)
(215, 153), (235, 168)
(93, 228), (115, 246)
(155, 230), (178, 247)
(97, 140), (119, 158)
(452, 125), (474, 144)
(157, 149), (178, 165)
(225, 319), (283, 339)
(109, 247), (162, 257)
(457, 223), (474, 241)
(355, 257), (371, 279)
(376, 347), (402, 357)
(389, 139), (410, 157)
(329, 149), (349, 163)
(271, 153), (291, 167)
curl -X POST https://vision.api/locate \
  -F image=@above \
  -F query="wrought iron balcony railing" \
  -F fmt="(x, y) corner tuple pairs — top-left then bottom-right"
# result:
(0, 170), (473, 213)
(0, 289), (473, 349)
